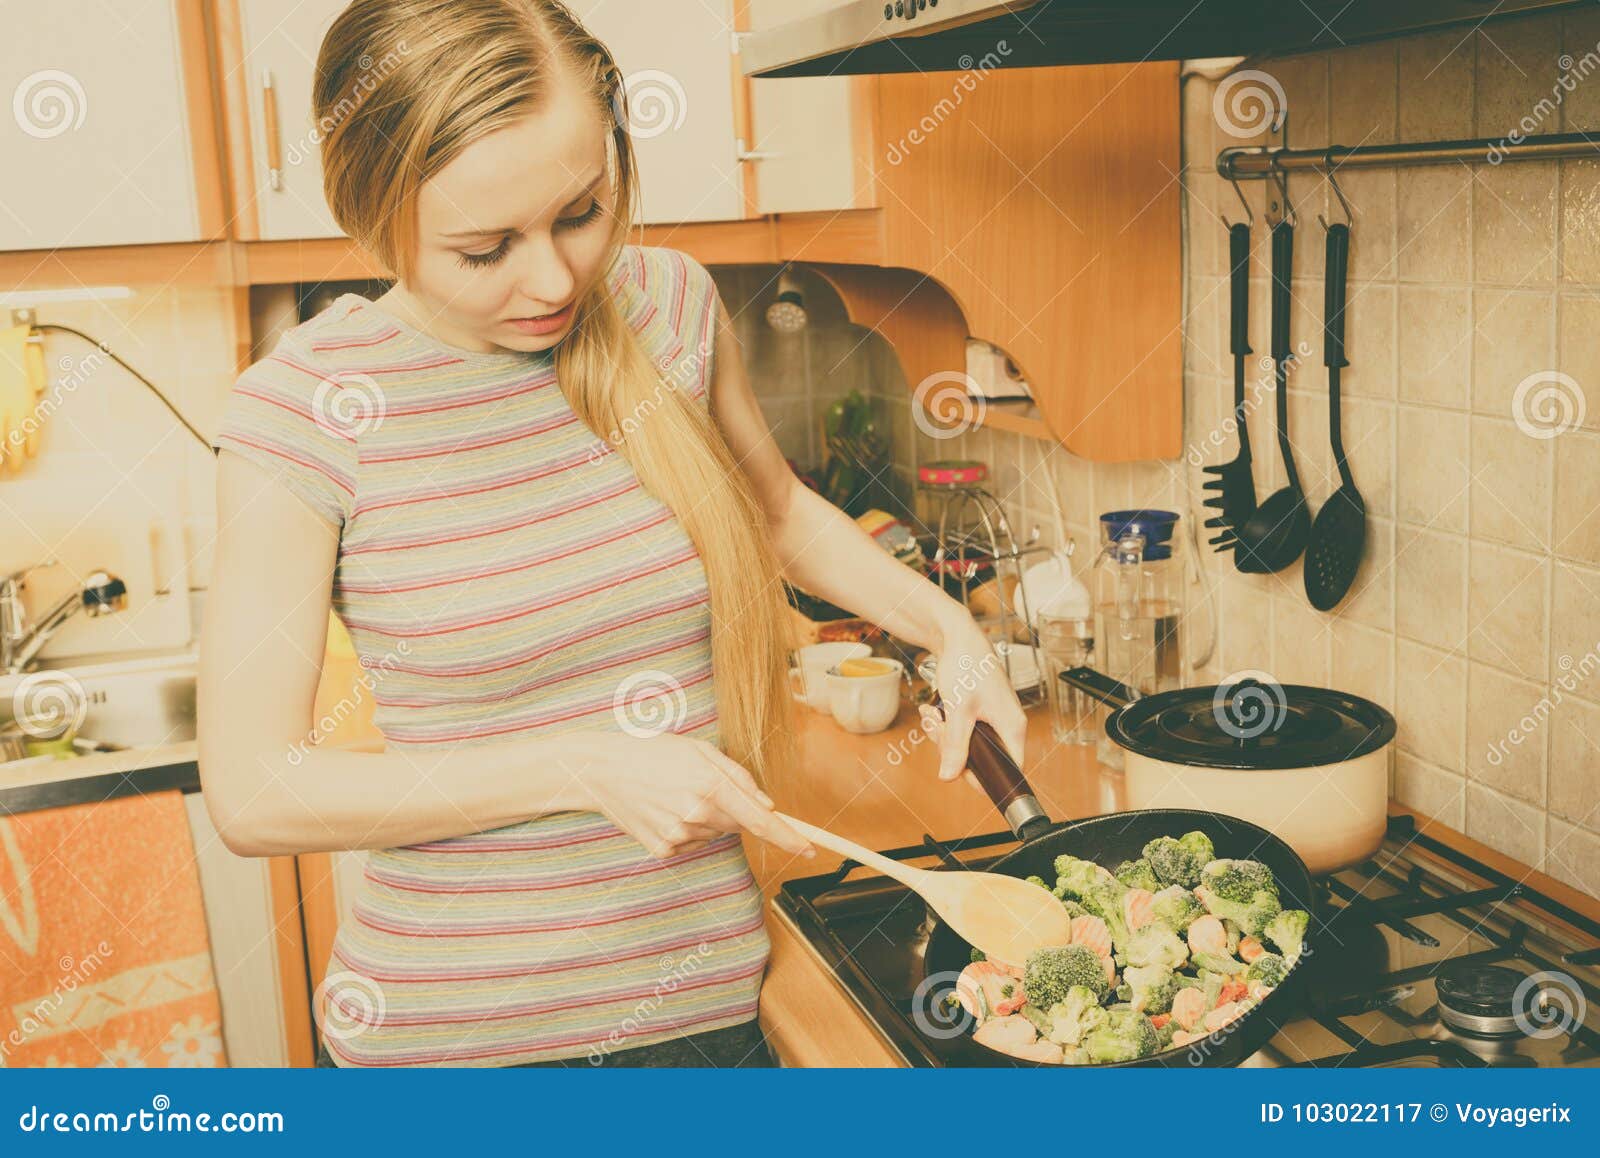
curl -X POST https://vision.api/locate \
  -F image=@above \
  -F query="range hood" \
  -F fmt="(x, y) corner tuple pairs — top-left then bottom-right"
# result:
(740, 0), (1584, 78)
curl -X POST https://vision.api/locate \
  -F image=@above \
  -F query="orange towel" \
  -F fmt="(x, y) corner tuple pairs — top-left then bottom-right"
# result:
(0, 791), (228, 1068)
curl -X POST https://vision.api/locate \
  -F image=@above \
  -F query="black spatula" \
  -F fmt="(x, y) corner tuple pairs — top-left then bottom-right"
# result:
(1202, 222), (1257, 552)
(1235, 215), (1310, 575)
(1304, 222), (1367, 611)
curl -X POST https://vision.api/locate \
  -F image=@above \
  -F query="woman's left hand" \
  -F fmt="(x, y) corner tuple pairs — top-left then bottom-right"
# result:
(918, 618), (1029, 785)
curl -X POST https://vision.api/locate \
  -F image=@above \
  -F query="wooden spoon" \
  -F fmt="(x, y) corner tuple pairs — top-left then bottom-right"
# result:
(776, 813), (1073, 967)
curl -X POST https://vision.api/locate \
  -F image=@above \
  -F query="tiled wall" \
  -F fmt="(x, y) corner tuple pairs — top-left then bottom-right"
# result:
(719, 9), (1600, 897)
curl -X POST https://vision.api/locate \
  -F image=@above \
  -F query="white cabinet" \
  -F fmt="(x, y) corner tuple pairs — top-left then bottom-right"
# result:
(0, 0), (214, 251)
(569, 0), (747, 224)
(745, 0), (875, 214)
(223, 0), (347, 240)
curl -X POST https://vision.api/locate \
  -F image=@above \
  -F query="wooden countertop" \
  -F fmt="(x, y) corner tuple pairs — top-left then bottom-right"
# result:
(750, 699), (1600, 1068)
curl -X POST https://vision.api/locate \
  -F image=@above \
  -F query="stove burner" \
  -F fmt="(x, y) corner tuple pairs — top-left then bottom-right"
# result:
(1435, 963), (1527, 1037)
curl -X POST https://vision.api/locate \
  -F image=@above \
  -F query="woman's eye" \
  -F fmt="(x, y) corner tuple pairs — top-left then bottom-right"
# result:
(457, 239), (510, 269)
(556, 199), (603, 231)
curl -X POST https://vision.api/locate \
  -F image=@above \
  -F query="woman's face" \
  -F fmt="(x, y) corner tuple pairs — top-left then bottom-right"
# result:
(401, 70), (616, 354)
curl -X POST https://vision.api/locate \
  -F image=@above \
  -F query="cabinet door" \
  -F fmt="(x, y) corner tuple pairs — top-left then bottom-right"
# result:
(746, 0), (874, 214)
(228, 0), (347, 240)
(0, 0), (207, 250)
(569, 0), (745, 224)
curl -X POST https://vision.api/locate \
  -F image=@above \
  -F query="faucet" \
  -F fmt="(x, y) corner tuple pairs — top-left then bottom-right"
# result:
(0, 560), (128, 674)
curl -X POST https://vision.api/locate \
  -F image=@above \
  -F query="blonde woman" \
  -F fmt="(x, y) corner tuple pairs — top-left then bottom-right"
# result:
(198, 0), (1027, 1068)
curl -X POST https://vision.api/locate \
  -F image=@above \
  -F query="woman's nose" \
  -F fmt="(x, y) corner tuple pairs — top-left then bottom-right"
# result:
(512, 237), (575, 312)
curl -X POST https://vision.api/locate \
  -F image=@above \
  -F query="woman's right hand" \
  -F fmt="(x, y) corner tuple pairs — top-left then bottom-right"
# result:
(581, 732), (814, 860)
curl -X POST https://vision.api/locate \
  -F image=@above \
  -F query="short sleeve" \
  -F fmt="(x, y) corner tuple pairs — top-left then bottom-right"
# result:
(211, 334), (360, 528)
(672, 250), (723, 403)
(627, 245), (722, 407)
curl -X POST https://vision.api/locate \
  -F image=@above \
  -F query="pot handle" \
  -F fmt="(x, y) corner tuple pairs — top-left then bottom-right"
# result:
(928, 695), (1052, 843)
(1060, 666), (1138, 710)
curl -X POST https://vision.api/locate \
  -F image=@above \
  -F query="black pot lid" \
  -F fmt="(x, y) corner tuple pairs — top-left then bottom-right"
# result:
(1107, 676), (1396, 770)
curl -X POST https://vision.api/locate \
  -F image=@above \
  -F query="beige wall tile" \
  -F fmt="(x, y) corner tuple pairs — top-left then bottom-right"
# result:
(1336, 515), (1394, 629)
(1332, 617), (1394, 708)
(1341, 282), (1397, 400)
(1473, 15), (1563, 137)
(1330, 41), (1398, 142)
(1271, 594), (1332, 686)
(1398, 286), (1472, 409)
(1472, 288), (1555, 418)
(1559, 159), (1600, 283)
(1560, 9), (1600, 130)
(1340, 398), (1394, 519)
(1550, 561), (1600, 679)
(1469, 415), (1553, 549)
(1219, 574), (1272, 673)
(1465, 664), (1548, 804)
(1396, 639), (1466, 767)
(1466, 781), (1546, 866)
(1472, 161), (1558, 285)
(1273, 53), (1329, 148)
(1546, 819), (1600, 897)
(1396, 167), (1472, 282)
(1396, 751), (1466, 828)
(1467, 541), (1548, 680)
(1397, 527), (1467, 651)
(1339, 170), (1397, 282)
(1548, 694), (1600, 833)
(1398, 31), (1476, 141)
(1396, 406), (1468, 531)
(1556, 295), (1600, 433)
(1554, 430), (1600, 564)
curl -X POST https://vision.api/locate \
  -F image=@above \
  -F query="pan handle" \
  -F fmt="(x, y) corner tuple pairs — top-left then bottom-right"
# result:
(928, 695), (1052, 843)
(1060, 666), (1138, 710)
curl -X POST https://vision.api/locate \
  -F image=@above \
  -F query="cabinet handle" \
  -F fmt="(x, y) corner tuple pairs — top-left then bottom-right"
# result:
(735, 137), (781, 163)
(261, 69), (283, 191)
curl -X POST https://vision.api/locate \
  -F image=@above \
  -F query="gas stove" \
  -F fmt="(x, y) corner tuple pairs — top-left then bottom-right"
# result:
(773, 814), (1600, 1067)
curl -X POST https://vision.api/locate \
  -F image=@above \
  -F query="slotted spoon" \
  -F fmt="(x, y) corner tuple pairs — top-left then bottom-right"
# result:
(1203, 221), (1257, 553)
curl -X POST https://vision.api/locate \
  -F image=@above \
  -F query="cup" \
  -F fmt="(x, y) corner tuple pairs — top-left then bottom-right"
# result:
(1037, 612), (1097, 745)
(824, 657), (906, 734)
(789, 641), (872, 714)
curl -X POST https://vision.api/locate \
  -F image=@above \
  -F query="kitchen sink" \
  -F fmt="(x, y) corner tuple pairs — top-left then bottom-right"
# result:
(0, 649), (198, 753)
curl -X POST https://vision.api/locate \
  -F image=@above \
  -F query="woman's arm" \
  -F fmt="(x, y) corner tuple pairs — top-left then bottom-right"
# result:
(198, 450), (809, 860)
(705, 297), (1029, 776)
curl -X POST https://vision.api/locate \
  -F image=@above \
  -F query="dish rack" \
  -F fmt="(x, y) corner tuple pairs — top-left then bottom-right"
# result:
(917, 460), (1055, 700)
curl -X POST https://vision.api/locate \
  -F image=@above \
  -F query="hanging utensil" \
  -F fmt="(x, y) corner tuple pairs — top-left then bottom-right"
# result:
(1234, 181), (1309, 575)
(1304, 211), (1367, 610)
(1202, 220), (1258, 553)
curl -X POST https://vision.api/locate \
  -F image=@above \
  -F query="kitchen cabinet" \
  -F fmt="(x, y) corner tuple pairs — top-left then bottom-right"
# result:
(568, 0), (748, 224)
(744, 0), (877, 214)
(0, 0), (223, 251)
(215, 0), (347, 241)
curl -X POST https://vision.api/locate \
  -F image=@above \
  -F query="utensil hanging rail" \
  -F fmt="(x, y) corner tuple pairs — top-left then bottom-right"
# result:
(1218, 131), (1600, 179)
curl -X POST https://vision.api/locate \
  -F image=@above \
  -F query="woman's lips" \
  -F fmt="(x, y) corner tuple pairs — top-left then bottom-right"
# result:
(506, 302), (574, 336)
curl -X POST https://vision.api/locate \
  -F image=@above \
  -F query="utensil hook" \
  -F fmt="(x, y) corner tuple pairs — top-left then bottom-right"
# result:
(1317, 154), (1355, 232)
(1266, 160), (1296, 227)
(1220, 174), (1255, 229)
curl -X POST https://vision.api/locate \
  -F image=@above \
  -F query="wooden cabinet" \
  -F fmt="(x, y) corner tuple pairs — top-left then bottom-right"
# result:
(0, 0), (222, 251)
(215, 0), (347, 241)
(744, 0), (877, 214)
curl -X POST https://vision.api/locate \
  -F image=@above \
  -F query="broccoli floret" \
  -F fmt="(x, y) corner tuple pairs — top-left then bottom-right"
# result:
(1264, 908), (1310, 964)
(1024, 874), (1051, 892)
(1024, 944), (1111, 1007)
(1222, 918), (1242, 954)
(970, 947), (986, 963)
(1059, 897), (1088, 920)
(1114, 858), (1162, 891)
(1247, 952), (1289, 988)
(1199, 858), (1279, 904)
(1150, 885), (1205, 934)
(1198, 860), (1283, 935)
(1191, 948), (1245, 976)
(1053, 854), (1118, 900)
(1196, 968), (1228, 1010)
(1143, 831), (1214, 887)
(1122, 923), (1189, 970)
(1041, 984), (1110, 1047)
(1117, 964), (1179, 1015)
(1152, 1015), (1177, 1049)
(1082, 1008), (1160, 1063)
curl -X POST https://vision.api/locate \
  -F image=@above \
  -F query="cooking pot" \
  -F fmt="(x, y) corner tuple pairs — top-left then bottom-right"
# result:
(1061, 668), (1395, 875)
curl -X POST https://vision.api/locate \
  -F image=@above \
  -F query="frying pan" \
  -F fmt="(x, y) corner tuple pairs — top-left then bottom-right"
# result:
(921, 703), (1317, 1067)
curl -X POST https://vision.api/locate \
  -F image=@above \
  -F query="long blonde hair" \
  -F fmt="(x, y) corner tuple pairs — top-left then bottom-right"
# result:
(314, 0), (795, 788)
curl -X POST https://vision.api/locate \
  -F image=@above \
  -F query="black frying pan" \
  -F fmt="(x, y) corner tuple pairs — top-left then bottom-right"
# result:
(922, 700), (1317, 1067)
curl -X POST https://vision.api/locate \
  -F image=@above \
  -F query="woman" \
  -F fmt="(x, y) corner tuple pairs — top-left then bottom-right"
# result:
(199, 0), (1027, 1068)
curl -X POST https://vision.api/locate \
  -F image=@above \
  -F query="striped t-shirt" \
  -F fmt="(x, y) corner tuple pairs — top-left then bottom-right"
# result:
(212, 246), (770, 1067)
